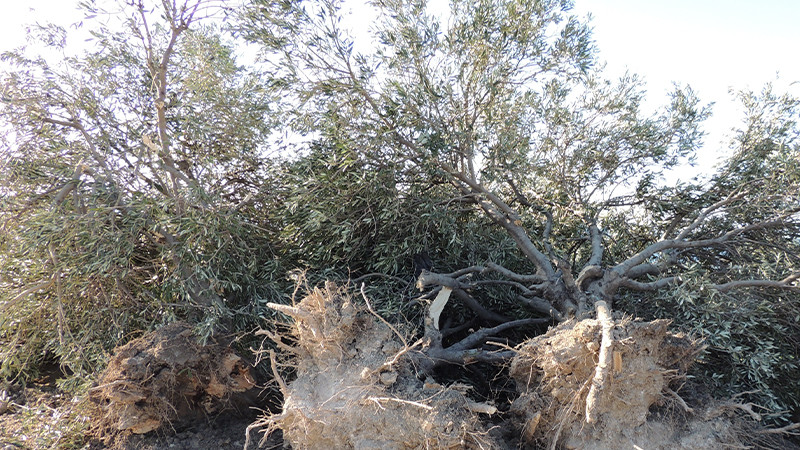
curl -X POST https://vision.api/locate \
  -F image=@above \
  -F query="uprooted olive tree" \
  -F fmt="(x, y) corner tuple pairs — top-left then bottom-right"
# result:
(239, 0), (800, 429)
(1, 0), (798, 445)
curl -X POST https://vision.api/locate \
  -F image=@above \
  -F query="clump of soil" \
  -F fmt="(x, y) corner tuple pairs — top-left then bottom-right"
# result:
(508, 315), (744, 449)
(250, 282), (499, 449)
(90, 322), (257, 436)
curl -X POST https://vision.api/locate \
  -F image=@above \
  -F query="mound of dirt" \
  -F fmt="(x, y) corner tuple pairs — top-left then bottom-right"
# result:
(90, 322), (256, 435)
(508, 315), (743, 449)
(250, 283), (500, 449)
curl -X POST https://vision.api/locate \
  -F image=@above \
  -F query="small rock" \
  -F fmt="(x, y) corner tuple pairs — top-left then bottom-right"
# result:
(379, 371), (398, 386)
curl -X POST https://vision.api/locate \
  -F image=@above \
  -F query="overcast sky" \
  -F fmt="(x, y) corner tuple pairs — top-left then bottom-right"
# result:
(3, 0), (799, 171)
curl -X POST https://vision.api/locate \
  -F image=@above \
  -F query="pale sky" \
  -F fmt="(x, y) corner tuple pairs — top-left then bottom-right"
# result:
(572, 0), (800, 165)
(3, 0), (799, 172)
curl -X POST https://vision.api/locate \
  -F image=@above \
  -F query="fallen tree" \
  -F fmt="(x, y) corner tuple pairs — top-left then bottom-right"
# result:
(240, 0), (800, 421)
(252, 282), (794, 448)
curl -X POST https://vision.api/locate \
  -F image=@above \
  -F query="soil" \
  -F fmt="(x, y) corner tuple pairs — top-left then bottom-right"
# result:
(250, 282), (499, 449)
(89, 322), (259, 435)
(104, 414), (283, 450)
(0, 323), (280, 450)
(0, 380), (280, 449)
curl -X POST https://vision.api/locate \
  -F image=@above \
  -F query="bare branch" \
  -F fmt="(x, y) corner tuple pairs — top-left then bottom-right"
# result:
(614, 212), (798, 276)
(675, 193), (745, 240)
(1, 278), (55, 313)
(472, 279), (533, 295)
(449, 318), (550, 352)
(485, 262), (547, 283)
(619, 277), (679, 291)
(711, 272), (800, 292)
(416, 270), (471, 290)
(53, 163), (87, 205)
(442, 265), (488, 279)
(42, 118), (111, 173)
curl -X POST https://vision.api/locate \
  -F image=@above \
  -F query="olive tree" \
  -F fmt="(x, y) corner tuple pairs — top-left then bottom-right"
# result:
(239, 0), (800, 416)
(0, 0), (280, 377)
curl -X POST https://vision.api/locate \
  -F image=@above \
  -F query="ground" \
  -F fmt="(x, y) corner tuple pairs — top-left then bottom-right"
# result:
(0, 366), (282, 450)
(2, 290), (799, 449)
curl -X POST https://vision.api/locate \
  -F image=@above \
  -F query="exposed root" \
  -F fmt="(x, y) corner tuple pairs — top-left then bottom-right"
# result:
(367, 396), (433, 410)
(665, 387), (694, 414)
(756, 422), (800, 435)
(251, 283), (500, 448)
(585, 300), (614, 424)
(508, 315), (731, 449)
(90, 322), (257, 436)
(268, 350), (288, 396)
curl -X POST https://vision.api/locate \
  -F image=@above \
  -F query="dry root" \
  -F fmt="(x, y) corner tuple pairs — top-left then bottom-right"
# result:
(250, 283), (499, 449)
(508, 315), (724, 449)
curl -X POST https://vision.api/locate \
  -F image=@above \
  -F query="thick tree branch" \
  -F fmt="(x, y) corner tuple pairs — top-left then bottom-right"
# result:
(508, 178), (556, 258)
(619, 277), (679, 291)
(452, 289), (510, 323)
(415, 271), (509, 322)
(576, 265), (603, 291)
(711, 272), (800, 292)
(449, 318), (550, 352)
(450, 171), (556, 278)
(625, 263), (661, 279)
(517, 295), (565, 321)
(587, 221), (603, 267)
(613, 213), (798, 276)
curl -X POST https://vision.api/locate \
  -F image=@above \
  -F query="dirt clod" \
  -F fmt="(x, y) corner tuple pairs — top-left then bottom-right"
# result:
(509, 315), (746, 449)
(90, 322), (256, 435)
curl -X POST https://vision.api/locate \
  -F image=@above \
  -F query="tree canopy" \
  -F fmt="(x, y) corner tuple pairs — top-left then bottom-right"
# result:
(1, 0), (799, 425)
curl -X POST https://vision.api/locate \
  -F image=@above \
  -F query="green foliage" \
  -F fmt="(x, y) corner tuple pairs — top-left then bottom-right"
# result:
(265, 138), (534, 317)
(0, 1), (282, 379)
(618, 273), (800, 420)
(0, 0), (797, 428)
(613, 86), (800, 421)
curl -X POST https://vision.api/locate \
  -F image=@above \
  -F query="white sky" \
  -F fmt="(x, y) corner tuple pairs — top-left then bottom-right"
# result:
(572, 0), (800, 166)
(2, 0), (799, 174)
